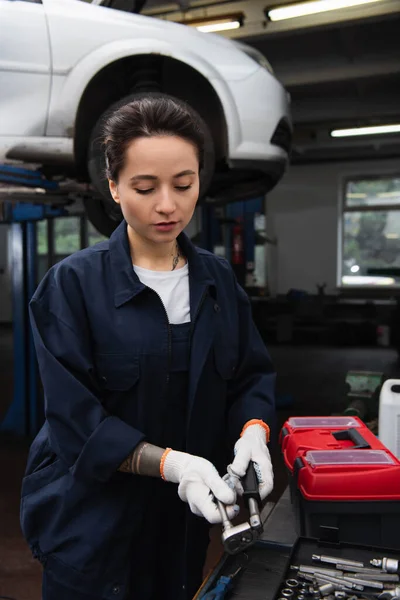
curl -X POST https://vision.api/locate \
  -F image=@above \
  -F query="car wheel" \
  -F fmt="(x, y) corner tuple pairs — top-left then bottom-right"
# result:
(86, 92), (215, 237)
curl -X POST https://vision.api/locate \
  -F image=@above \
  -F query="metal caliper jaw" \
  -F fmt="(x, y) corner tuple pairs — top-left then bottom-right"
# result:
(222, 522), (260, 555)
(217, 499), (263, 555)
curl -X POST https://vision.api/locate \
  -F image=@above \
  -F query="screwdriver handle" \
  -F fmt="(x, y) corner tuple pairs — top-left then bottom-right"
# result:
(242, 461), (261, 507)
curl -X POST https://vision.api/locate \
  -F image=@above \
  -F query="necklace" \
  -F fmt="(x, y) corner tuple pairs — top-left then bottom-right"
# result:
(171, 242), (180, 271)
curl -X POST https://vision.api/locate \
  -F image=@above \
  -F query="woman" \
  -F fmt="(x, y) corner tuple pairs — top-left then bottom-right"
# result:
(20, 95), (275, 600)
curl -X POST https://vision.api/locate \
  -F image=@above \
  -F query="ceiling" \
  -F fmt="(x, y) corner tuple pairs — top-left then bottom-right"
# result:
(243, 12), (400, 163)
(113, 0), (400, 164)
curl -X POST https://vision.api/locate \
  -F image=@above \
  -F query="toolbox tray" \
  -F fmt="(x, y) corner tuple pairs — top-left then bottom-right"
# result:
(277, 536), (400, 600)
(197, 536), (400, 600)
(196, 540), (292, 599)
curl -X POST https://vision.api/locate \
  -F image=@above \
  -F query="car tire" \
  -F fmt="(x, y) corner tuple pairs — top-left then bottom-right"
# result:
(86, 92), (215, 238)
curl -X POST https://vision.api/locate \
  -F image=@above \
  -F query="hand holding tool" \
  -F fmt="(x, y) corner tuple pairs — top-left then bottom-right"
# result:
(162, 450), (238, 524)
(228, 421), (273, 501)
(218, 462), (263, 554)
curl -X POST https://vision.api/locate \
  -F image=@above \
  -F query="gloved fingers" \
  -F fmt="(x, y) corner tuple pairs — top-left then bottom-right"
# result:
(253, 457), (274, 501)
(184, 483), (238, 524)
(203, 467), (236, 506)
(226, 503), (241, 521)
(225, 468), (244, 496)
(228, 443), (252, 479)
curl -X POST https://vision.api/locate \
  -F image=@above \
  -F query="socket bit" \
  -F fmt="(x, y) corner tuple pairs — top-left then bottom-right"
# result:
(319, 584), (335, 597)
(371, 559), (399, 574)
(308, 574), (364, 592)
(378, 591), (400, 600)
(342, 576), (383, 590)
(292, 566), (345, 578)
(336, 566), (391, 576)
(347, 573), (399, 583)
(313, 556), (364, 569)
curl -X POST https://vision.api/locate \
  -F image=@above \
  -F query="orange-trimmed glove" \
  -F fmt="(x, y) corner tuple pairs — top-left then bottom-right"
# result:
(227, 420), (273, 501)
(161, 449), (239, 524)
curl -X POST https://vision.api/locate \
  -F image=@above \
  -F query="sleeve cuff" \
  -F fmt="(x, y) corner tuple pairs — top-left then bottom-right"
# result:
(71, 416), (145, 482)
(241, 419), (270, 442)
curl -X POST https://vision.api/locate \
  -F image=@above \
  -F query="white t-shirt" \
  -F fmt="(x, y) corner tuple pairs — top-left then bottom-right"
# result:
(133, 263), (190, 324)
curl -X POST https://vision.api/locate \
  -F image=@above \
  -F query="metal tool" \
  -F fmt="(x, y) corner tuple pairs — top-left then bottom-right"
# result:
(337, 566), (399, 581)
(217, 500), (256, 555)
(313, 556), (365, 569)
(347, 574), (399, 583)
(342, 577), (383, 590)
(319, 583), (336, 596)
(292, 565), (344, 577)
(287, 579), (300, 588)
(378, 589), (400, 600)
(242, 462), (263, 532)
(282, 589), (295, 597)
(217, 462), (262, 555)
(371, 560), (399, 574)
(298, 572), (364, 592)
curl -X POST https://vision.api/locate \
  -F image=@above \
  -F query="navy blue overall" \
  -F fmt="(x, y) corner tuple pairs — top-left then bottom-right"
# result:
(20, 220), (276, 600)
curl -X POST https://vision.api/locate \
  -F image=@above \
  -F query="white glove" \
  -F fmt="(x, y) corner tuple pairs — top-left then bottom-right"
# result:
(162, 450), (239, 524)
(227, 422), (274, 501)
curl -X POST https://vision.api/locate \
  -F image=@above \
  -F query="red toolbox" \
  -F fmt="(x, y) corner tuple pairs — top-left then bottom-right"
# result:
(280, 416), (400, 549)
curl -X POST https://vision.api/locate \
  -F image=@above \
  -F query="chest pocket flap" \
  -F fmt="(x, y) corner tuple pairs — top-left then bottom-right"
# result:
(95, 354), (140, 392)
(214, 341), (237, 381)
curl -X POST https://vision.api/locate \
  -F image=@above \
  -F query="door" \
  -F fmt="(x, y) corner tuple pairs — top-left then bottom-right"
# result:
(0, 0), (51, 137)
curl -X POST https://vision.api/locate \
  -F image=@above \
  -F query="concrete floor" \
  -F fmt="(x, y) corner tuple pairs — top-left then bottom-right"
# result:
(1, 322), (399, 600)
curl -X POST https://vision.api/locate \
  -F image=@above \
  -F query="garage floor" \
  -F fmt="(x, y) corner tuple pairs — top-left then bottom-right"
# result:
(0, 323), (399, 600)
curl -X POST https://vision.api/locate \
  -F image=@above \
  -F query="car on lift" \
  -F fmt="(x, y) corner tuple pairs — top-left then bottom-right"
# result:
(1, 0), (292, 236)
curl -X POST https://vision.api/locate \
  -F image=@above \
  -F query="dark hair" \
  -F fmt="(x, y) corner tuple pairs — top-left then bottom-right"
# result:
(103, 94), (206, 182)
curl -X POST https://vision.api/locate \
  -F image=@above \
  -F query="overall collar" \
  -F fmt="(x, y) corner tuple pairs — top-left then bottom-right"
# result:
(108, 220), (215, 308)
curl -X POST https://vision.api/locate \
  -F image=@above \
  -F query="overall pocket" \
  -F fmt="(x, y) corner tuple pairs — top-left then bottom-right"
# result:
(95, 354), (140, 391)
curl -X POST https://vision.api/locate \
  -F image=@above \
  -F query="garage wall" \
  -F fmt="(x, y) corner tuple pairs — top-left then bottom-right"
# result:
(266, 157), (400, 296)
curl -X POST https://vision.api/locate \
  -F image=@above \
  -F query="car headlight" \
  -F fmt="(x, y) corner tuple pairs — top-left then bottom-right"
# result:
(234, 41), (274, 74)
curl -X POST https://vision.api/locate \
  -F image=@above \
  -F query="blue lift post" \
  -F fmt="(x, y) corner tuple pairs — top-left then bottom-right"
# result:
(0, 164), (69, 437)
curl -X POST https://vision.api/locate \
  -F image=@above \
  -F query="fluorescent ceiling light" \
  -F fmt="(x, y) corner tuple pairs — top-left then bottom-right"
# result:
(267, 0), (385, 21)
(182, 14), (243, 33)
(378, 191), (400, 198)
(196, 20), (241, 32)
(342, 275), (395, 286)
(347, 193), (366, 198)
(331, 124), (400, 138)
(385, 233), (399, 239)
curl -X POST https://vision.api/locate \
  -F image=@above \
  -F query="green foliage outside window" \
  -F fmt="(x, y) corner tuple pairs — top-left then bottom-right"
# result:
(54, 217), (81, 254)
(37, 220), (48, 256)
(342, 176), (400, 286)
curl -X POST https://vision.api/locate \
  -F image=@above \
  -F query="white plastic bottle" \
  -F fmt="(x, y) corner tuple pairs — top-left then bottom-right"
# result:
(379, 379), (400, 458)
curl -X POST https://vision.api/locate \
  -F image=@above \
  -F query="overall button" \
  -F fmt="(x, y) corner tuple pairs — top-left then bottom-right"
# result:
(214, 303), (220, 313)
(112, 585), (120, 595)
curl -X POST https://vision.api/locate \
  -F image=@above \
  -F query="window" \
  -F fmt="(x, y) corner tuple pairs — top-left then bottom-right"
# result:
(88, 221), (107, 247)
(54, 216), (81, 259)
(35, 216), (109, 282)
(340, 176), (400, 288)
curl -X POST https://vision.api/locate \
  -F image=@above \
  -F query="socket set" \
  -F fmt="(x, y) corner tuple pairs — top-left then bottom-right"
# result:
(276, 553), (400, 600)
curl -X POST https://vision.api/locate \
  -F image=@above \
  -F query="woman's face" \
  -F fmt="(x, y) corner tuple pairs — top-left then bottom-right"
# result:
(109, 135), (200, 244)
